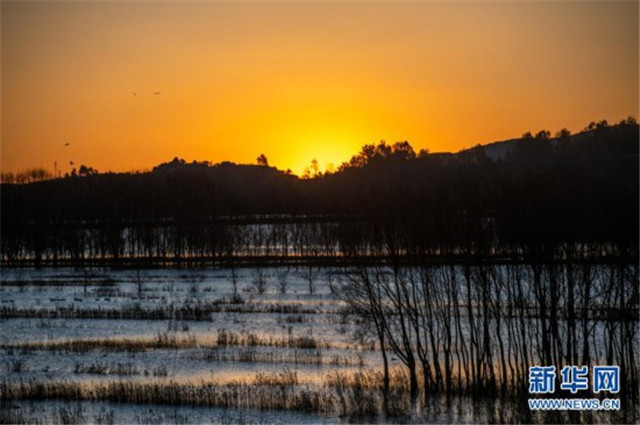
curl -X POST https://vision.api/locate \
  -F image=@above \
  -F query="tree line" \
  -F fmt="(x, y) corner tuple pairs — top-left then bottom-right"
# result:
(0, 119), (637, 266)
(333, 245), (638, 413)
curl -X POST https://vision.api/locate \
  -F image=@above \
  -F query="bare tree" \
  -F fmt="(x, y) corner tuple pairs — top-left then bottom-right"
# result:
(252, 268), (267, 294)
(278, 267), (290, 294)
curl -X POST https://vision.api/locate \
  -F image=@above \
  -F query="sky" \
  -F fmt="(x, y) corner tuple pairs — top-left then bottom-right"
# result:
(2, 1), (638, 176)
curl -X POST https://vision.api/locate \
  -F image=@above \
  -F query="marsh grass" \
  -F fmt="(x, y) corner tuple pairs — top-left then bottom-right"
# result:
(254, 369), (298, 386)
(3, 333), (199, 353)
(74, 362), (139, 376)
(0, 406), (34, 425)
(325, 369), (411, 417)
(216, 329), (329, 349)
(1, 371), (629, 423)
(0, 306), (213, 321)
(167, 321), (190, 332)
(56, 404), (86, 424)
(1, 278), (117, 288)
(0, 369), (413, 419)
(72, 362), (168, 377)
(0, 379), (329, 413)
(0, 302), (318, 321)
(192, 347), (364, 366)
(2, 329), (333, 354)
(277, 314), (311, 324)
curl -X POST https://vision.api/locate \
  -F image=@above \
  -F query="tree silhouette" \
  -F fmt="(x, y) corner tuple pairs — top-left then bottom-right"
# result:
(0, 118), (636, 269)
(256, 154), (269, 167)
(303, 159), (320, 179)
(78, 165), (98, 176)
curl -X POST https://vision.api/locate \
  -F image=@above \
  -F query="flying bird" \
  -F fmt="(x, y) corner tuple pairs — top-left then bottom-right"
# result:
(153, 92), (162, 95)
(69, 161), (74, 166)
(64, 142), (70, 147)
(132, 92), (137, 96)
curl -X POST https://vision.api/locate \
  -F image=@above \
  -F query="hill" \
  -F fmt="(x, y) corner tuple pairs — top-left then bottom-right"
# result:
(1, 120), (637, 265)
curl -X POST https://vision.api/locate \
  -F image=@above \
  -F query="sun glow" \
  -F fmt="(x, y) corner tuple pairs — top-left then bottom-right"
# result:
(274, 126), (365, 176)
(2, 2), (637, 175)
(289, 139), (355, 176)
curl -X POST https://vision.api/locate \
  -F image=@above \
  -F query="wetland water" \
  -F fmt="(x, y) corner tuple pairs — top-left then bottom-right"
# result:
(0, 266), (636, 424)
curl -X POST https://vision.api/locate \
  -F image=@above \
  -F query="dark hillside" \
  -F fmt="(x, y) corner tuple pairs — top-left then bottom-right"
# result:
(1, 121), (637, 265)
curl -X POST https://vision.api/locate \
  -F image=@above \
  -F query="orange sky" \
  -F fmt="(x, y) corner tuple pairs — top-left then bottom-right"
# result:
(2, 1), (638, 176)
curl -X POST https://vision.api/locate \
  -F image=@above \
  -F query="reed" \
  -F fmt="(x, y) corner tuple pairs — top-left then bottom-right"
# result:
(0, 302), (319, 321)
(216, 329), (330, 349)
(0, 369), (414, 419)
(191, 347), (364, 366)
(3, 333), (198, 353)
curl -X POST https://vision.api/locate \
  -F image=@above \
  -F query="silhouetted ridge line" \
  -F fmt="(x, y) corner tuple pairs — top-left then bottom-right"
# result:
(1, 121), (637, 266)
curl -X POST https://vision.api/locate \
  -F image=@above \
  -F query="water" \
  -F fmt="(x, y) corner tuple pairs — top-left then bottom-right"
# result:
(1, 266), (636, 423)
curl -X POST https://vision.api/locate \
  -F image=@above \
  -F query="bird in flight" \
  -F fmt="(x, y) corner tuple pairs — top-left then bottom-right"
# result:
(153, 92), (162, 95)
(132, 92), (137, 96)
(69, 161), (74, 166)
(64, 142), (70, 147)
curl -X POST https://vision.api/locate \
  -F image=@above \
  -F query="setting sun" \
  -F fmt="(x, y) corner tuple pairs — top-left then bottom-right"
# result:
(1, 2), (637, 175)
(270, 118), (367, 175)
